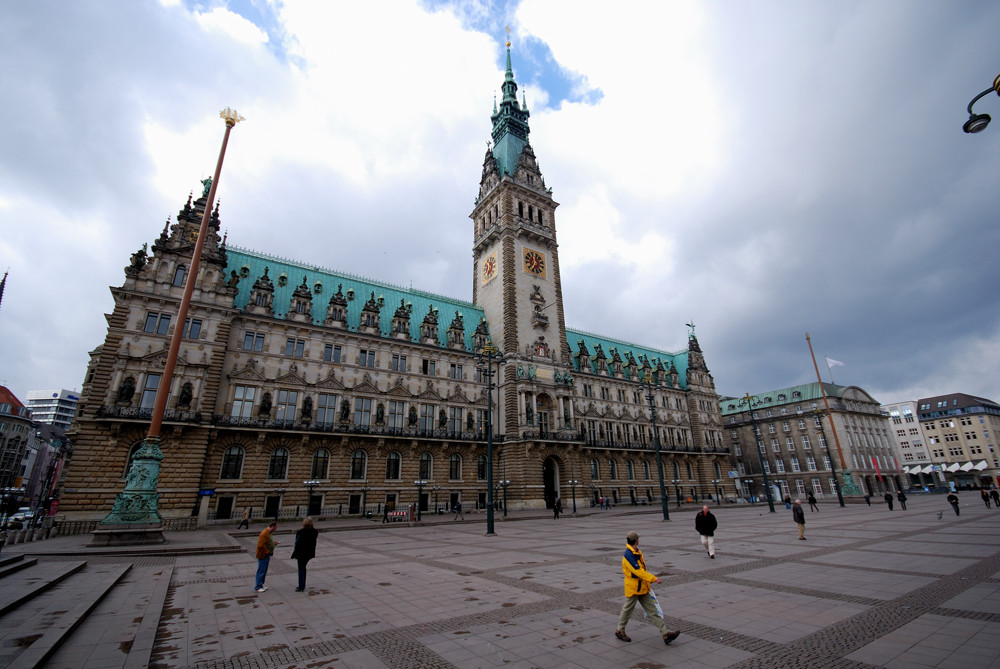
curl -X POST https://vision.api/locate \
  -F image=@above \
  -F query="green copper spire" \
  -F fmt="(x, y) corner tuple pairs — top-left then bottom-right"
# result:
(490, 45), (530, 176)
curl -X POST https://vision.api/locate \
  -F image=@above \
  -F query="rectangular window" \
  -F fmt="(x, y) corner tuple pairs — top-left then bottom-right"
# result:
(391, 354), (407, 372)
(231, 385), (256, 418)
(449, 363), (463, 380)
(801, 435), (811, 449)
(734, 443), (742, 456)
(823, 455), (831, 469)
(772, 439), (780, 452)
(388, 400), (405, 428)
(285, 338), (305, 357)
(140, 373), (161, 409)
(276, 389), (297, 423)
(183, 318), (202, 339)
(243, 332), (265, 352)
(762, 460), (771, 474)
(144, 312), (171, 335)
(768, 423), (776, 433)
(420, 404), (436, 431)
(422, 359), (436, 375)
(359, 349), (376, 367)
(782, 422), (790, 432)
(790, 458), (801, 472)
(449, 407), (463, 433)
(583, 384), (593, 398)
(323, 344), (341, 362)
(806, 455), (817, 471)
(354, 397), (373, 426)
(775, 459), (786, 473)
(316, 393), (337, 426)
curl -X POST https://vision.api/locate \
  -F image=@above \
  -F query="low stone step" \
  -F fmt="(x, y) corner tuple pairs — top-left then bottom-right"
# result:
(0, 560), (87, 617)
(0, 556), (38, 579)
(5, 563), (131, 669)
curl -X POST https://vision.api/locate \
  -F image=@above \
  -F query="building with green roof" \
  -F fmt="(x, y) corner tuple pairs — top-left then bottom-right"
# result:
(61, 43), (729, 523)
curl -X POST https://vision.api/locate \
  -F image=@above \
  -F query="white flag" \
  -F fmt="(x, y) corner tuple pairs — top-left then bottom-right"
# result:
(825, 357), (845, 368)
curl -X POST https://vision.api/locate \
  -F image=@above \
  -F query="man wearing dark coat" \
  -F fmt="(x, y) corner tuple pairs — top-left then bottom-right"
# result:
(291, 516), (319, 592)
(695, 505), (718, 559)
(792, 499), (806, 540)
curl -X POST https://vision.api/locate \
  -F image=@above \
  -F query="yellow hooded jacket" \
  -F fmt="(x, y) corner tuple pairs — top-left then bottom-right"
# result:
(622, 543), (656, 597)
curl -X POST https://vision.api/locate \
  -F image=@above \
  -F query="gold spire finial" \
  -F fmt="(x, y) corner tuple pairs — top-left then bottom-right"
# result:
(505, 25), (511, 48)
(220, 107), (245, 127)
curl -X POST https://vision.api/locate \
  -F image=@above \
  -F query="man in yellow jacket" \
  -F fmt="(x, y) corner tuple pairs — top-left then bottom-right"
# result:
(616, 531), (680, 645)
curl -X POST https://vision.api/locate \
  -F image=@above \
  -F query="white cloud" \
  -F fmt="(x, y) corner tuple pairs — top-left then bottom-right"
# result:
(195, 7), (269, 45)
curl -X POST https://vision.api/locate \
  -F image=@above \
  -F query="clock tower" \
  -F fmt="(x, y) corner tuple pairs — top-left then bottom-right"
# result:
(471, 43), (572, 437)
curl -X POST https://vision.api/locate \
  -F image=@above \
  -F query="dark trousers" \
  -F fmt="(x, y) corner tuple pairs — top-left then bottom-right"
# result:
(951, 502), (960, 516)
(297, 558), (311, 590)
(237, 519), (249, 529)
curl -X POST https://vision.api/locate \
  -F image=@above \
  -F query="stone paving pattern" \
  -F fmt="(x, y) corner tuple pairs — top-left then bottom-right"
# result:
(6, 493), (1000, 668)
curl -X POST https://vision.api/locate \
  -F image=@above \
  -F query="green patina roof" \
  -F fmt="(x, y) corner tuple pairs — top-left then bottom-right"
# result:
(566, 328), (690, 390)
(225, 247), (488, 351)
(490, 47), (530, 177)
(719, 382), (845, 416)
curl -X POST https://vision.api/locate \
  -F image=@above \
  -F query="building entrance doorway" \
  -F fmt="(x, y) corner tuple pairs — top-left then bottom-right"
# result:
(543, 457), (559, 508)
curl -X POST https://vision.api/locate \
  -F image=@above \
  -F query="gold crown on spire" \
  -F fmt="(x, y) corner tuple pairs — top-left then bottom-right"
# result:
(505, 25), (511, 47)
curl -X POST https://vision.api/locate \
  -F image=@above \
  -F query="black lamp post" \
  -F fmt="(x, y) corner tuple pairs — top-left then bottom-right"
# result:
(671, 479), (681, 507)
(639, 371), (670, 521)
(273, 488), (286, 521)
(497, 480), (510, 517)
(432, 485), (441, 514)
(413, 480), (427, 521)
(738, 393), (776, 513)
(813, 409), (845, 507)
(360, 485), (371, 517)
(475, 341), (505, 536)
(711, 479), (722, 506)
(303, 480), (321, 516)
(963, 74), (1000, 133)
(568, 479), (578, 513)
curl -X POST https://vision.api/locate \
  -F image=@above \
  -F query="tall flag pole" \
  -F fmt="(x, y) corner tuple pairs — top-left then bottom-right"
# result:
(0, 269), (7, 311)
(806, 333), (861, 496)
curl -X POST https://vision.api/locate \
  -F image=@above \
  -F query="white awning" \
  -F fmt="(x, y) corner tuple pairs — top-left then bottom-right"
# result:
(903, 465), (916, 474)
(946, 462), (962, 472)
(960, 461), (975, 472)
(921, 465), (935, 474)
(973, 460), (989, 471)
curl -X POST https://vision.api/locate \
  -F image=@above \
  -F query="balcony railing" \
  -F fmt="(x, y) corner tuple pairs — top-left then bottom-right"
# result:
(210, 416), (504, 443)
(96, 405), (203, 423)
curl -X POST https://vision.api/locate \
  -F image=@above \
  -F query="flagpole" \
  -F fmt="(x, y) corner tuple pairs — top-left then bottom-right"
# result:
(806, 333), (861, 496)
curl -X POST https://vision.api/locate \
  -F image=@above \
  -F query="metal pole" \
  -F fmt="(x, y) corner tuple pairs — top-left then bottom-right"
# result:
(814, 410), (845, 507)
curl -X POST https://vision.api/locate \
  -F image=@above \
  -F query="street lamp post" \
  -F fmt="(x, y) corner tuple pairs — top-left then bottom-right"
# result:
(568, 479), (578, 513)
(273, 489), (286, 521)
(497, 480), (510, 517)
(303, 480), (321, 516)
(962, 73), (1000, 133)
(812, 409), (845, 507)
(95, 108), (244, 545)
(475, 341), (505, 536)
(640, 371), (670, 521)
(711, 479), (722, 506)
(738, 392), (776, 513)
(413, 480), (427, 521)
(360, 485), (371, 517)
(671, 479), (681, 507)
(432, 485), (441, 515)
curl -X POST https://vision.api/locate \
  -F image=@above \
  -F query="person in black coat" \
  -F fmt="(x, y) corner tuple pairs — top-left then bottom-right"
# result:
(291, 516), (319, 592)
(884, 491), (894, 510)
(695, 505), (718, 558)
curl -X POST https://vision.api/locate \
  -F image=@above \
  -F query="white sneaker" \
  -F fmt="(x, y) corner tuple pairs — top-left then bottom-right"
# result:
(255, 586), (268, 592)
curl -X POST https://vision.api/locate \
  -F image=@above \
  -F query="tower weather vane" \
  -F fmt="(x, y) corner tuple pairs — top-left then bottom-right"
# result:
(505, 25), (511, 47)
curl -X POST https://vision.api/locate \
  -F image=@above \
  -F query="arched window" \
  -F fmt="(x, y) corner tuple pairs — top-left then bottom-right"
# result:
(672, 461), (680, 479)
(311, 448), (330, 479)
(477, 455), (487, 480)
(609, 460), (618, 480)
(449, 454), (462, 480)
(419, 452), (432, 480)
(714, 461), (722, 479)
(686, 462), (693, 479)
(590, 458), (599, 479)
(350, 450), (367, 479)
(267, 447), (289, 479)
(626, 460), (635, 480)
(172, 264), (186, 287)
(385, 451), (401, 479)
(643, 461), (651, 480)
(220, 445), (245, 479)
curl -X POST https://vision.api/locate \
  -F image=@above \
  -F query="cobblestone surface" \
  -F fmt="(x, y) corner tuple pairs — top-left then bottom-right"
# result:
(13, 495), (1000, 668)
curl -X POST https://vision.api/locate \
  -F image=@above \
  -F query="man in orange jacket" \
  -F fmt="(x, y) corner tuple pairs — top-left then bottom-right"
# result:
(615, 531), (680, 645)
(254, 521), (279, 593)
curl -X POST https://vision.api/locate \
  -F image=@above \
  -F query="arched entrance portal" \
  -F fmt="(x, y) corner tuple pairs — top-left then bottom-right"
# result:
(543, 457), (560, 508)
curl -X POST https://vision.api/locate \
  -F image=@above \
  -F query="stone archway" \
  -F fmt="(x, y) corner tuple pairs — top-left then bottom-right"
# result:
(543, 456), (560, 509)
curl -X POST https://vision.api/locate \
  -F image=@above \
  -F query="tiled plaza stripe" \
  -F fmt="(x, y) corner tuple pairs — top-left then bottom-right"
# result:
(929, 606), (1000, 623)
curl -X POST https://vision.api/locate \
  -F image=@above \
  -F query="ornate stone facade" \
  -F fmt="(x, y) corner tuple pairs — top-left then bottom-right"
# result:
(60, 49), (727, 522)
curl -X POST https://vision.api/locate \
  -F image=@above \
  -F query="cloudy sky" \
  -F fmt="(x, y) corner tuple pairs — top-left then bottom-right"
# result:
(2, 0), (999, 408)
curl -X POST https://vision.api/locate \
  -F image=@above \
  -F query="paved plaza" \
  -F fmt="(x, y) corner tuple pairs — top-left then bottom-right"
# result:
(3, 493), (1000, 668)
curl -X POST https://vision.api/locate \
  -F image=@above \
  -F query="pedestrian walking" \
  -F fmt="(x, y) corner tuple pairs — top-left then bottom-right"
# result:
(792, 499), (806, 540)
(553, 498), (562, 519)
(897, 491), (907, 511)
(695, 505), (717, 558)
(784, 495), (792, 510)
(291, 516), (318, 592)
(884, 492), (894, 510)
(990, 489), (999, 508)
(807, 492), (819, 512)
(864, 493), (871, 506)
(615, 531), (681, 646)
(254, 521), (279, 593)
(237, 506), (250, 530)
(947, 491), (960, 516)
(453, 500), (464, 520)
(981, 489), (991, 509)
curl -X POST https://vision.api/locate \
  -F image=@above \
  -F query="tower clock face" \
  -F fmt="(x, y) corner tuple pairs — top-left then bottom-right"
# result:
(522, 248), (546, 278)
(481, 251), (498, 285)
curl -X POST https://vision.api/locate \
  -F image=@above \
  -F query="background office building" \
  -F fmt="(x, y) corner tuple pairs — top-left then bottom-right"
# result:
(25, 389), (80, 432)
(916, 393), (1000, 489)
